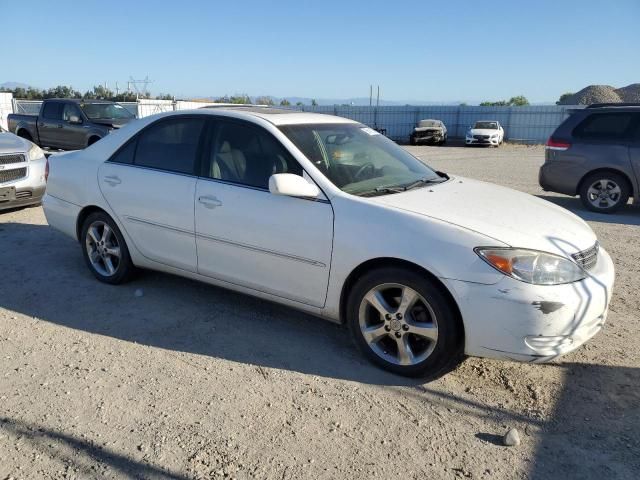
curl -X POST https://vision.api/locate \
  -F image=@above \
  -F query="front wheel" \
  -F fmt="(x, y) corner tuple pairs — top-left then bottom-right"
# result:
(579, 172), (630, 213)
(347, 267), (464, 378)
(81, 212), (135, 284)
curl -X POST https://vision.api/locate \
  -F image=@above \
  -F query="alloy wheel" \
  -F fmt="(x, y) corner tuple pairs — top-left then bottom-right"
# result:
(85, 220), (121, 277)
(358, 283), (438, 366)
(587, 179), (622, 209)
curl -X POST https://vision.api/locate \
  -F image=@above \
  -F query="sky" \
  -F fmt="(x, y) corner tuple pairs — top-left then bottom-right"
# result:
(2, 0), (639, 103)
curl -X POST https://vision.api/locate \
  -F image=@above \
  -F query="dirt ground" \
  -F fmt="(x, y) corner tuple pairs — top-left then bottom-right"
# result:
(0, 143), (638, 479)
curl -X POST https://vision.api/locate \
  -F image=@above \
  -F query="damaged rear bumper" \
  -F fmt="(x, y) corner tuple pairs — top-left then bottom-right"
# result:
(442, 247), (615, 362)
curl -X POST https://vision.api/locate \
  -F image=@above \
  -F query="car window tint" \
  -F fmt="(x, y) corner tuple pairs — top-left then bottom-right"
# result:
(109, 139), (137, 165)
(574, 113), (633, 140)
(42, 102), (63, 120)
(207, 121), (302, 189)
(62, 104), (81, 121)
(134, 117), (205, 174)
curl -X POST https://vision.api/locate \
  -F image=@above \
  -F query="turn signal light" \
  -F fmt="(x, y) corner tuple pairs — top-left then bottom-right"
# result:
(485, 253), (513, 274)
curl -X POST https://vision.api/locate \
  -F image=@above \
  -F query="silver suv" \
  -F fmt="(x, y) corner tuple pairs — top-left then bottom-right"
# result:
(539, 104), (640, 213)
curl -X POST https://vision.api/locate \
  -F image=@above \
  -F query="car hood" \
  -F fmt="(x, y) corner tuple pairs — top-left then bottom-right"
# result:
(468, 128), (499, 136)
(369, 177), (597, 256)
(0, 132), (30, 153)
(91, 118), (133, 128)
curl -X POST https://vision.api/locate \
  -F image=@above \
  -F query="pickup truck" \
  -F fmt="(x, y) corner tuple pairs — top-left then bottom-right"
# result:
(8, 98), (136, 150)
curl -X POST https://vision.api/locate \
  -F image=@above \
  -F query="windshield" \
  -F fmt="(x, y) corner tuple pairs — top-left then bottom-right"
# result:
(80, 103), (135, 120)
(473, 121), (498, 129)
(418, 120), (440, 128)
(280, 123), (444, 196)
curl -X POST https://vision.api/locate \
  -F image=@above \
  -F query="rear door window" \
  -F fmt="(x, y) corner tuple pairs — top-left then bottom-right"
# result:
(42, 102), (63, 120)
(134, 117), (205, 175)
(573, 113), (634, 141)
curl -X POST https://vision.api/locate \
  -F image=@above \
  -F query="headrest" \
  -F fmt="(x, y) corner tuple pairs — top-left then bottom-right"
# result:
(219, 141), (231, 153)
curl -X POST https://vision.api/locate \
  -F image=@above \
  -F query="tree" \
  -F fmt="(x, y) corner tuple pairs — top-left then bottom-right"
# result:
(280, 99), (291, 106)
(254, 96), (274, 106)
(556, 92), (574, 105)
(155, 93), (174, 100)
(479, 96), (529, 107)
(228, 94), (252, 104)
(509, 95), (529, 106)
(311, 99), (318, 106)
(295, 101), (304, 106)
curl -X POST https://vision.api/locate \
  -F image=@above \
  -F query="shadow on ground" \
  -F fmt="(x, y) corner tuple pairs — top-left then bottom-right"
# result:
(397, 363), (639, 478)
(0, 417), (189, 480)
(536, 194), (640, 226)
(0, 222), (421, 387)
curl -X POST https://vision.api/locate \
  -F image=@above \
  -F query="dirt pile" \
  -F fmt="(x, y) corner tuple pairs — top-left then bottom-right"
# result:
(558, 83), (640, 105)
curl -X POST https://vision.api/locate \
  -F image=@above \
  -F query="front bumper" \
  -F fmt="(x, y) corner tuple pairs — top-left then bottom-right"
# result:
(0, 156), (47, 211)
(466, 137), (500, 145)
(443, 246), (615, 362)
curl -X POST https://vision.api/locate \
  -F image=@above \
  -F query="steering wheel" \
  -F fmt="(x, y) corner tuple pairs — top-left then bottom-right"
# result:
(354, 162), (375, 182)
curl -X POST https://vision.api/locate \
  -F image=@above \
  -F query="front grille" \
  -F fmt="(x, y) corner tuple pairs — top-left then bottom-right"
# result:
(15, 191), (32, 199)
(473, 135), (490, 140)
(572, 243), (599, 271)
(0, 168), (27, 184)
(0, 154), (25, 165)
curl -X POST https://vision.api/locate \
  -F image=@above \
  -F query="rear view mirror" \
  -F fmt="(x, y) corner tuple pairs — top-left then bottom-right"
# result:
(269, 174), (320, 198)
(69, 115), (82, 124)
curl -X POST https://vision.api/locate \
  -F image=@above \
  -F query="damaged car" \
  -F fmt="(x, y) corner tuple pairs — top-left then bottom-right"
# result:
(410, 119), (447, 145)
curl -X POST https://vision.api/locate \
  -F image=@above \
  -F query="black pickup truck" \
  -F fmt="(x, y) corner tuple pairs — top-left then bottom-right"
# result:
(8, 98), (136, 150)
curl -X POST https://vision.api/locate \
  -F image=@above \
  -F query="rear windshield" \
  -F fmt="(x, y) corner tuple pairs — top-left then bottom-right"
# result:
(81, 103), (135, 120)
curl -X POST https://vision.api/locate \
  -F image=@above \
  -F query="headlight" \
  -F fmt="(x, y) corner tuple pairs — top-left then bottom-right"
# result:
(475, 247), (586, 285)
(491, 134), (498, 138)
(466, 131), (473, 138)
(27, 143), (45, 161)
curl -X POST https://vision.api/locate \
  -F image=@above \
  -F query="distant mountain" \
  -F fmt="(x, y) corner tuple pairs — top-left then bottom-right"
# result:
(1, 81), (31, 90)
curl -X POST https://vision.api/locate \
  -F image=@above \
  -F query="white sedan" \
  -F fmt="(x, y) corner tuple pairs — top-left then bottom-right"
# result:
(43, 107), (614, 378)
(465, 120), (505, 146)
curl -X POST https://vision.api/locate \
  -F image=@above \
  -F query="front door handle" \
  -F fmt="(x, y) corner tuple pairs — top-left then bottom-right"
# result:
(103, 175), (121, 186)
(198, 195), (222, 209)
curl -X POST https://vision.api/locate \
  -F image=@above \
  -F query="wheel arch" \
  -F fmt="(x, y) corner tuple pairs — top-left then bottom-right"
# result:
(76, 205), (110, 241)
(338, 257), (464, 332)
(87, 135), (102, 146)
(16, 127), (33, 141)
(578, 168), (634, 197)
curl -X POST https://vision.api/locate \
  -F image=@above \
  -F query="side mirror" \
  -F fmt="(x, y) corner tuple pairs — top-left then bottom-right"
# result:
(69, 115), (82, 124)
(269, 173), (320, 199)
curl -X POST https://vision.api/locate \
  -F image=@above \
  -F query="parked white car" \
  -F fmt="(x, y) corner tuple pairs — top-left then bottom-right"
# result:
(43, 107), (614, 378)
(0, 125), (47, 211)
(465, 120), (504, 146)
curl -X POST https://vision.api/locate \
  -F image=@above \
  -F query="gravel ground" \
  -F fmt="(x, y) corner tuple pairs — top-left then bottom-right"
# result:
(1, 143), (638, 479)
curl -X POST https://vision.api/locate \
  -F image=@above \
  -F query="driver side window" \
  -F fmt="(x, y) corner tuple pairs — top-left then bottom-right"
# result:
(206, 120), (302, 189)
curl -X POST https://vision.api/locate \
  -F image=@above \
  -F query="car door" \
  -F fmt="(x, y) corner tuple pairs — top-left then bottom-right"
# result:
(195, 118), (334, 308)
(39, 101), (64, 148)
(628, 113), (640, 191)
(98, 116), (206, 272)
(60, 103), (87, 149)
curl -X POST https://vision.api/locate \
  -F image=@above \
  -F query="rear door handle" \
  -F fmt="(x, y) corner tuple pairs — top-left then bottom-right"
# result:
(103, 175), (121, 186)
(198, 195), (222, 209)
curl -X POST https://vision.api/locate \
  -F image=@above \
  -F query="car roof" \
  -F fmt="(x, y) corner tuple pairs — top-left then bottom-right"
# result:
(46, 98), (117, 104)
(194, 105), (359, 126)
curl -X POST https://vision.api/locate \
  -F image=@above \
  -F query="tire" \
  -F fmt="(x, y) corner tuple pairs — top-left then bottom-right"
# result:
(346, 267), (464, 379)
(80, 212), (135, 284)
(579, 172), (630, 214)
(440, 135), (447, 146)
(87, 136), (101, 146)
(410, 136), (417, 146)
(17, 130), (33, 142)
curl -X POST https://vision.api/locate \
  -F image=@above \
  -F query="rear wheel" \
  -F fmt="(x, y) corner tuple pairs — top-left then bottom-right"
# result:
(81, 212), (135, 284)
(410, 136), (417, 146)
(579, 172), (630, 213)
(347, 267), (464, 379)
